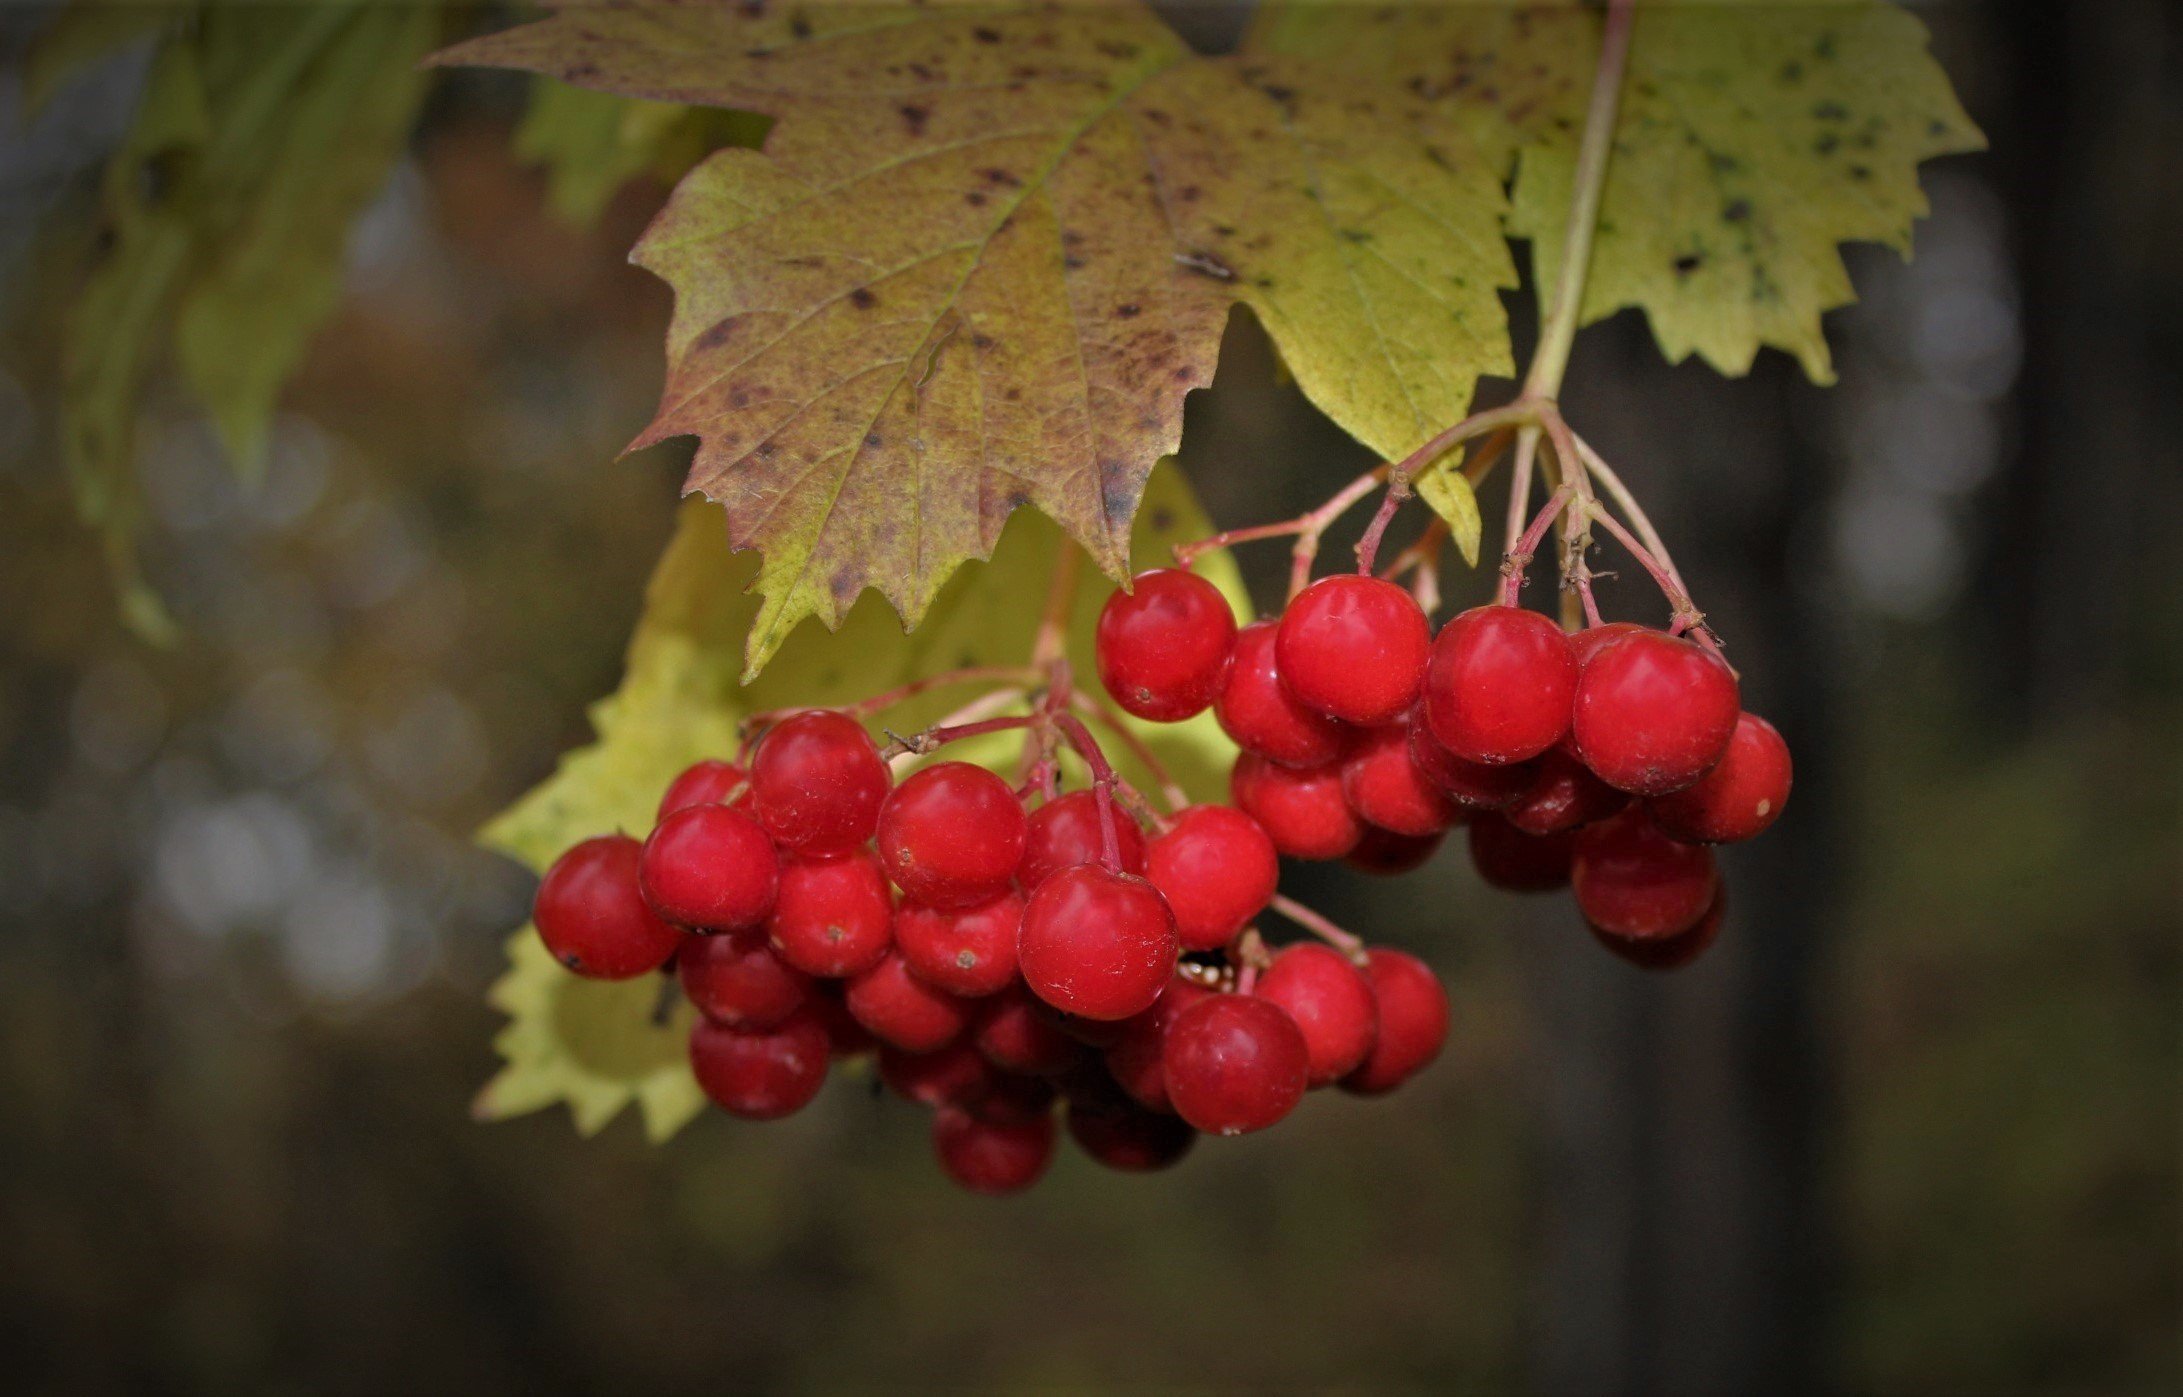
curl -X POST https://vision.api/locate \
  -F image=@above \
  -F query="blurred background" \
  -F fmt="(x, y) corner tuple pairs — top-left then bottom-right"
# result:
(0, 2), (2175, 1393)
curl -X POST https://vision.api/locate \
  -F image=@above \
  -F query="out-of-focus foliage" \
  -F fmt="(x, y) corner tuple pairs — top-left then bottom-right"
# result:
(513, 81), (769, 229)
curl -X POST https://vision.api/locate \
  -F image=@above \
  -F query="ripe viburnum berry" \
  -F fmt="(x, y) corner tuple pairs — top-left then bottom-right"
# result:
(766, 849), (893, 978)
(878, 1040), (997, 1109)
(1465, 814), (1577, 893)
(1254, 943), (1379, 1086)
(638, 804), (780, 931)
(533, 834), (685, 979)
(1215, 619), (1350, 768)
(1275, 574), (1432, 726)
(1066, 1090), (1197, 1172)
(1340, 722), (1459, 837)
(1161, 994), (1310, 1135)
(877, 761), (1026, 909)
(749, 710), (891, 854)
(1230, 751), (1363, 860)
(1095, 567), (1237, 722)
(1570, 807), (1719, 939)
(1345, 826), (1444, 875)
(1570, 630), (1741, 796)
(677, 928), (811, 1030)
(1647, 712), (1791, 843)
(1144, 804), (1280, 952)
(1019, 789), (1147, 890)
(895, 890), (1024, 998)
(1591, 889), (1726, 972)
(1103, 975), (1212, 1113)
(1341, 949), (1449, 1095)
(1568, 620), (1647, 668)
(972, 985), (1086, 1077)
(1017, 865), (1180, 1021)
(1407, 708), (1533, 811)
(689, 1010), (830, 1120)
(932, 1105), (1055, 1196)
(844, 950), (970, 1052)
(657, 758), (749, 820)
(1423, 604), (1578, 765)
(1502, 744), (1629, 836)
(803, 988), (876, 1057)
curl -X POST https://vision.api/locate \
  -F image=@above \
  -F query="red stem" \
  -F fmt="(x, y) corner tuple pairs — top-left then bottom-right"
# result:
(1498, 484), (1575, 607)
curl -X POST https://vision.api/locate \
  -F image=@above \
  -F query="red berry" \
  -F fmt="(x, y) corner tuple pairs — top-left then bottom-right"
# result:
(803, 987), (876, 1056)
(1503, 745), (1630, 836)
(1215, 619), (1349, 767)
(657, 758), (749, 820)
(1570, 807), (1719, 939)
(1591, 888), (1726, 971)
(1019, 789), (1147, 890)
(1423, 604), (1578, 764)
(1568, 620), (1648, 668)
(1407, 709), (1533, 810)
(1018, 865), (1180, 1021)
(532, 834), (685, 980)
(678, 928), (811, 1029)
(1144, 804), (1279, 952)
(1035, 998), (1135, 1049)
(1102, 975), (1212, 1113)
(843, 950), (970, 1052)
(967, 1072), (1058, 1126)
(1162, 994), (1310, 1135)
(1648, 712), (1792, 843)
(1254, 943), (1379, 1086)
(1230, 751), (1363, 860)
(895, 890), (1023, 997)
(973, 985), (1086, 1076)
(1340, 722), (1459, 836)
(1345, 825), (1444, 875)
(1094, 568), (1237, 721)
(877, 761), (1026, 909)
(1341, 949), (1449, 1095)
(1466, 814), (1575, 892)
(638, 804), (780, 931)
(932, 1105), (1055, 1196)
(1275, 574), (1432, 725)
(878, 1040), (998, 1108)
(689, 1010), (829, 1120)
(766, 849), (893, 978)
(749, 710), (890, 854)
(1067, 1093), (1197, 1172)
(1570, 631), (1741, 796)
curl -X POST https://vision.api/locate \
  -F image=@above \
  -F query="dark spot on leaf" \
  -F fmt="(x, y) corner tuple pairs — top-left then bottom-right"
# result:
(865, 433), (883, 449)
(696, 319), (737, 350)
(1848, 164), (1872, 181)
(730, 389), (750, 408)
(1142, 108), (1171, 127)
(1096, 40), (1140, 59)
(1710, 152), (1741, 174)
(1813, 101), (1848, 122)
(973, 26), (1001, 44)
(1814, 133), (1840, 155)
(851, 288), (878, 309)
(1171, 366), (1193, 383)
(757, 442), (778, 459)
(790, 13), (812, 39)
(1115, 303), (1141, 318)
(970, 333), (996, 350)
(965, 191), (987, 207)
(1722, 199), (1751, 222)
(1673, 254), (1703, 276)
(899, 104), (930, 136)
(565, 61), (600, 80)
(1253, 275), (1276, 290)
(1179, 184), (1200, 202)
(1779, 60), (1803, 83)
(1061, 229), (1085, 246)
(830, 566), (860, 606)
(1150, 507), (1174, 531)
(1341, 229), (1372, 244)
(982, 167), (1021, 187)
(1928, 118), (1950, 137)
(1211, 223), (1235, 238)
(1064, 255), (1087, 271)
(907, 62), (937, 82)
(1815, 32), (1838, 61)
(1003, 387), (1022, 402)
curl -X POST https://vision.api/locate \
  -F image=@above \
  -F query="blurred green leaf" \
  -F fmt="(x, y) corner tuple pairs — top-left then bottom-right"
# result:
(515, 80), (770, 228)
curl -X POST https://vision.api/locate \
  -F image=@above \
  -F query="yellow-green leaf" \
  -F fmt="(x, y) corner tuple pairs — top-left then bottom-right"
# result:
(513, 79), (771, 228)
(436, 2), (1512, 678)
(1416, 461), (1483, 569)
(476, 464), (1244, 1139)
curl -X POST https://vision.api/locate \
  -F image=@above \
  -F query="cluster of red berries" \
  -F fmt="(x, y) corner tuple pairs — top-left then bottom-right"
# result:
(529, 708), (1449, 1195)
(1096, 569), (1793, 970)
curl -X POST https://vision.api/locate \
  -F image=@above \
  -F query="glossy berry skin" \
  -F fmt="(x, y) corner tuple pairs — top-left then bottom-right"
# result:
(1648, 712), (1791, 844)
(1424, 604), (1578, 765)
(689, 1010), (829, 1120)
(1341, 949), (1450, 1095)
(932, 1105), (1055, 1196)
(1095, 568), (1237, 722)
(638, 804), (781, 932)
(1346, 826), (1444, 875)
(1161, 994), (1310, 1135)
(1592, 889), (1726, 972)
(1018, 865), (1180, 1021)
(657, 759), (749, 820)
(968, 1073), (1059, 1127)
(877, 761), (1027, 909)
(766, 849), (893, 978)
(678, 928), (811, 1030)
(1571, 631), (1741, 796)
(533, 835), (685, 980)
(878, 1040), (997, 1108)
(1254, 943), (1379, 1086)
(749, 710), (891, 854)
(973, 986), (1086, 1076)
(1215, 620), (1350, 768)
(1275, 574), (1432, 726)
(1019, 790), (1146, 891)
(1407, 710), (1533, 811)
(1570, 807), (1719, 940)
(1145, 805), (1280, 951)
(1466, 814), (1575, 893)
(1568, 621), (1648, 669)
(1503, 745), (1630, 836)
(1230, 752), (1363, 860)
(1341, 722), (1459, 836)
(1103, 975), (1212, 1113)
(843, 950), (970, 1052)
(895, 890), (1023, 998)
(1067, 1093), (1197, 1172)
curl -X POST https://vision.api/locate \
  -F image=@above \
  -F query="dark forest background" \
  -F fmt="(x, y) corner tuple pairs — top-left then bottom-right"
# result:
(1, 3), (2176, 1393)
